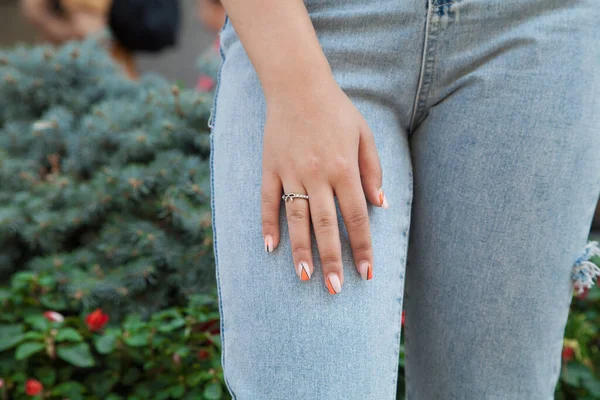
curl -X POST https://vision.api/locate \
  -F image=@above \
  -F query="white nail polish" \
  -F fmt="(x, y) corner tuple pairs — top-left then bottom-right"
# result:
(358, 261), (370, 280)
(264, 235), (274, 253)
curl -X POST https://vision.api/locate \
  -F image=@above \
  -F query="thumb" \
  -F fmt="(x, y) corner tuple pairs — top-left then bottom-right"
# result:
(358, 121), (388, 209)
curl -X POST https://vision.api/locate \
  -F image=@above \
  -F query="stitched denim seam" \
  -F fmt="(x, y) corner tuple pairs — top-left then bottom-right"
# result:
(413, 9), (440, 133)
(409, 1), (439, 135)
(210, 14), (237, 400)
(392, 169), (414, 397)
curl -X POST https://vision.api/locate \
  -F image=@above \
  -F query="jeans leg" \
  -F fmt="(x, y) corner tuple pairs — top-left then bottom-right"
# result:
(210, 3), (421, 398)
(404, 1), (600, 398)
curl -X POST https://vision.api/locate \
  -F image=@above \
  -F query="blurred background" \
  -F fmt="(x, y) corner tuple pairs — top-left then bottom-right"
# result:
(0, 0), (216, 87)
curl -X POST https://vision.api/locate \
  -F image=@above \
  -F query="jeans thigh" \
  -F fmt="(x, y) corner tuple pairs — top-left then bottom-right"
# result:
(404, 1), (600, 399)
(211, 12), (414, 400)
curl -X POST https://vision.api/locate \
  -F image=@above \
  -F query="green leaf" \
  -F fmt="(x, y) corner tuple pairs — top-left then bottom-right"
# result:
(157, 318), (186, 333)
(25, 315), (50, 331)
(562, 362), (594, 387)
(55, 328), (84, 342)
(203, 382), (222, 400)
(57, 343), (95, 367)
(15, 342), (45, 360)
(23, 332), (44, 341)
(51, 381), (86, 400)
(34, 366), (57, 386)
(95, 334), (117, 355)
(124, 332), (149, 347)
(11, 272), (36, 290)
(40, 293), (68, 310)
(0, 324), (25, 351)
(170, 384), (186, 398)
(583, 376), (600, 396)
(38, 275), (56, 288)
(0, 288), (11, 302)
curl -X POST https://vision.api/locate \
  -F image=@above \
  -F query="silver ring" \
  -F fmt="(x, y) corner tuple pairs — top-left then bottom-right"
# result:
(282, 193), (309, 203)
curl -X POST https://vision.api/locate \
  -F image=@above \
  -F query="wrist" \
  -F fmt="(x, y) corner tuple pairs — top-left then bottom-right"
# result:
(262, 57), (338, 108)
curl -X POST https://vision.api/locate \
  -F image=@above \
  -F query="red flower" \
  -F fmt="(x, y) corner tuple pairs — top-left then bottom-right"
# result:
(198, 349), (210, 360)
(562, 346), (575, 362)
(196, 75), (215, 92)
(43, 311), (64, 323)
(25, 379), (43, 396)
(401, 311), (405, 327)
(85, 309), (109, 331)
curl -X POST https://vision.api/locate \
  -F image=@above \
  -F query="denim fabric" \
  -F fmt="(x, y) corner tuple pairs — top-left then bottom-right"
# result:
(209, 0), (600, 398)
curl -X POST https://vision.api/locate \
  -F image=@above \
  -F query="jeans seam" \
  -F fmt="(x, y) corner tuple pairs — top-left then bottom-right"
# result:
(210, 14), (237, 400)
(393, 169), (414, 398)
(409, 0), (439, 135)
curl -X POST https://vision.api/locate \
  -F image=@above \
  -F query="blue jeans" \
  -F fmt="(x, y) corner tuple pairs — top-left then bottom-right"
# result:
(209, 0), (600, 398)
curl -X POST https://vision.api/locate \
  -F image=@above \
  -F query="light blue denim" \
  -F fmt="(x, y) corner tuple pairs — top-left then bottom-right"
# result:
(209, 0), (600, 398)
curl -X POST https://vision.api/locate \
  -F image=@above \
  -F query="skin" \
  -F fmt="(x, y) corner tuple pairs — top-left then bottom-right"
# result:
(196, 0), (226, 33)
(220, 0), (387, 293)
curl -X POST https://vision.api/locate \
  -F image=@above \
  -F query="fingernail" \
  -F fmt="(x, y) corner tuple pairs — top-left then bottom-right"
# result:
(379, 188), (389, 209)
(264, 235), (274, 253)
(297, 261), (311, 281)
(358, 261), (373, 280)
(326, 273), (342, 294)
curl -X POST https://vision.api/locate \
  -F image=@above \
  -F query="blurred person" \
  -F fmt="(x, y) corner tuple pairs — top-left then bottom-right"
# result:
(195, 0), (224, 92)
(209, 0), (600, 399)
(20, 0), (180, 78)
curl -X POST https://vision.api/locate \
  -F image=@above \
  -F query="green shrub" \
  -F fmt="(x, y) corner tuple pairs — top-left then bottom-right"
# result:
(0, 39), (215, 320)
(0, 271), (227, 400)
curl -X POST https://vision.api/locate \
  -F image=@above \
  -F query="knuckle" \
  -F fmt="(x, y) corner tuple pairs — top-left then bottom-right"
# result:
(301, 155), (322, 178)
(331, 157), (354, 182)
(261, 191), (280, 209)
(291, 242), (310, 255)
(262, 219), (278, 232)
(352, 241), (373, 256)
(313, 213), (337, 232)
(320, 253), (342, 268)
(345, 209), (369, 230)
(287, 208), (308, 224)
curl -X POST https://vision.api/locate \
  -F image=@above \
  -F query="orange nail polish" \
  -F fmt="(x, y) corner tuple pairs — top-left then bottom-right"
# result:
(367, 264), (373, 280)
(326, 273), (341, 294)
(379, 188), (389, 209)
(298, 262), (311, 281)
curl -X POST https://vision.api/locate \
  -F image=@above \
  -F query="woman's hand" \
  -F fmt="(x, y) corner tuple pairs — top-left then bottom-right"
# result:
(261, 76), (388, 294)
(20, 0), (105, 44)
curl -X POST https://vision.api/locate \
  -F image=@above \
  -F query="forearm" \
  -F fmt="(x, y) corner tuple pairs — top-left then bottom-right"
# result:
(220, 0), (335, 101)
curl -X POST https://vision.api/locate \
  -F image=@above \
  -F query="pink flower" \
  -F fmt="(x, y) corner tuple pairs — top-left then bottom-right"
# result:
(0, 378), (4, 388)
(85, 309), (109, 331)
(43, 311), (65, 323)
(196, 75), (215, 92)
(577, 286), (589, 300)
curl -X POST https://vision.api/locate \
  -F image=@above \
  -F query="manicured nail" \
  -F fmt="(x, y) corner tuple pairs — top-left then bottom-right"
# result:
(264, 235), (274, 253)
(358, 261), (373, 280)
(325, 273), (342, 294)
(379, 188), (389, 209)
(297, 261), (311, 281)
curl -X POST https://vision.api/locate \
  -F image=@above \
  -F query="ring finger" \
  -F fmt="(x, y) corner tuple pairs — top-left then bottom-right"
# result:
(282, 180), (314, 281)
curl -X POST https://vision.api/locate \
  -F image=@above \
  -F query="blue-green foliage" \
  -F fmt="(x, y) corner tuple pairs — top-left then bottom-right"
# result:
(0, 39), (215, 320)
